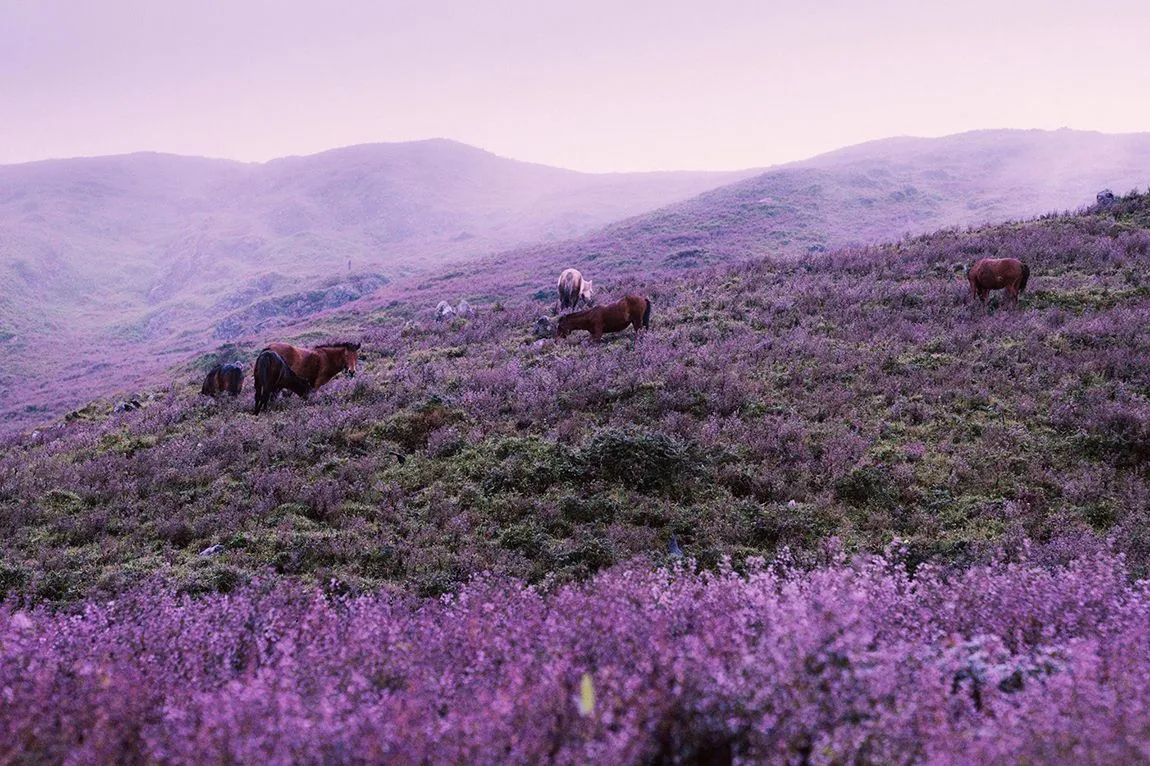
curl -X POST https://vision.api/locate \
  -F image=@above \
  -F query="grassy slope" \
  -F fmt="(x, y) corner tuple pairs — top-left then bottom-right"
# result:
(0, 142), (755, 433)
(444, 129), (1150, 287)
(1, 193), (1146, 603)
(5, 129), (1148, 436)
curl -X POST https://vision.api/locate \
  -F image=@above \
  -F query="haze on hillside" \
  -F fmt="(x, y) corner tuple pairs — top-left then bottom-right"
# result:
(1, 127), (1147, 436)
(2, 0), (1148, 172)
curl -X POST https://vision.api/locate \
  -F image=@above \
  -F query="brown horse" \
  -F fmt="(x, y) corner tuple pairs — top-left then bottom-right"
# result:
(968, 258), (1030, 308)
(201, 362), (244, 397)
(262, 342), (359, 388)
(556, 294), (651, 341)
(253, 350), (313, 415)
(557, 268), (594, 312)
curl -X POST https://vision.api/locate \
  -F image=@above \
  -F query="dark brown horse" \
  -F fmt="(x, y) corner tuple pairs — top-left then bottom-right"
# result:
(253, 350), (313, 415)
(201, 363), (244, 397)
(968, 258), (1030, 308)
(556, 294), (651, 341)
(262, 342), (359, 388)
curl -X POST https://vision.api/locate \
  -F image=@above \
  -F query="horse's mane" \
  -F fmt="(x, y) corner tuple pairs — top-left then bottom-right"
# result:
(560, 307), (598, 321)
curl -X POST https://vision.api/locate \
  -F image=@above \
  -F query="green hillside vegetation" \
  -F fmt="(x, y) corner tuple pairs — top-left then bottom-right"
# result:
(0, 193), (1147, 603)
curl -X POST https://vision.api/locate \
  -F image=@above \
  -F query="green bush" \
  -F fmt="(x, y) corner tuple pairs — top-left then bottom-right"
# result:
(581, 427), (701, 494)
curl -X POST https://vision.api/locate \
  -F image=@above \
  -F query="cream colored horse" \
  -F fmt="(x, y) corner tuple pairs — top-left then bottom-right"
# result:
(557, 268), (594, 312)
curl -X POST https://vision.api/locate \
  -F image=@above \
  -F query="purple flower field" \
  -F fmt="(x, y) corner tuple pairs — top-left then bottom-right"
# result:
(0, 191), (1147, 761)
(3, 550), (1149, 763)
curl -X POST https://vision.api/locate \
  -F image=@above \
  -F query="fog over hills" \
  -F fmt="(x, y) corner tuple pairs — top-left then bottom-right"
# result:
(0, 140), (753, 431)
(1, 128), (1147, 433)
(472, 129), (1150, 292)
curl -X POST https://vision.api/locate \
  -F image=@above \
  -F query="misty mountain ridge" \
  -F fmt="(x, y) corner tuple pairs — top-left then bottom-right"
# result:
(1, 128), (1148, 433)
(476, 129), (1150, 288)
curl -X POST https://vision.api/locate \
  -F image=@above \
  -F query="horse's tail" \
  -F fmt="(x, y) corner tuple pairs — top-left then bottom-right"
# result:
(253, 351), (272, 414)
(558, 282), (574, 310)
(1019, 264), (1031, 293)
(642, 297), (652, 329)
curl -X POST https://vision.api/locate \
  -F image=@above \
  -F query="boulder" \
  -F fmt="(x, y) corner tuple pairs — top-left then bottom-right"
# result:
(434, 300), (456, 322)
(533, 316), (555, 339)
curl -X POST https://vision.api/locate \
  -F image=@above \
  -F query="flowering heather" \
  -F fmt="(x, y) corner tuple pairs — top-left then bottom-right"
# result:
(3, 549), (1150, 763)
(0, 192), (1147, 603)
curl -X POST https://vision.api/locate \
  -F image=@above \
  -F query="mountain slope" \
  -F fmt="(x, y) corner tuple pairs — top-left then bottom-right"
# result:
(3, 129), (1148, 434)
(0, 141), (755, 431)
(2, 191), (1146, 603)
(467, 129), (1150, 291)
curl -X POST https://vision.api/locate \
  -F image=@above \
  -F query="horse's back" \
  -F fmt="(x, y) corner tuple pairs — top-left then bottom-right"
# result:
(557, 268), (584, 309)
(264, 342), (300, 365)
(201, 365), (222, 396)
(221, 363), (244, 393)
(970, 258), (1024, 286)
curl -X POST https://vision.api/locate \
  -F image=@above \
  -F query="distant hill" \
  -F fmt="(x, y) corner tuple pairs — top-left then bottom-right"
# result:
(471, 129), (1150, 291)
(0, 140), (754, 431)
(2, 129), (1148, 433)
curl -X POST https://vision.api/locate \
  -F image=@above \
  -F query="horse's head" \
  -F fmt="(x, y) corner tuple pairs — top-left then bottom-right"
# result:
(580, 279), (594, 303)
(555, 317), (571, 339)
(343, 342), (361, 378)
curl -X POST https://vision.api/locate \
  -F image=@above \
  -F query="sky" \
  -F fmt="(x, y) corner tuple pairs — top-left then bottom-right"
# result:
(2, 0), (1149, 172)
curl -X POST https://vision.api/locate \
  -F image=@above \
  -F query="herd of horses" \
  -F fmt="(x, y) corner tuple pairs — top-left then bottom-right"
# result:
(201, 342), (359, 414)
(200, 258), (1029, 413)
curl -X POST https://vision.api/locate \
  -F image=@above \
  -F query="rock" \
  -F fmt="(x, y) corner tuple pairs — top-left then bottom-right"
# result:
(533, 316), (555, 339)
(113, 399), (142, 413)
(455, 299), (474, 318)
(199, 544), (225, 557)
(1097, 189), (1116, 206)
(668, 533), (684, 558)
(434, 300), (456, 322)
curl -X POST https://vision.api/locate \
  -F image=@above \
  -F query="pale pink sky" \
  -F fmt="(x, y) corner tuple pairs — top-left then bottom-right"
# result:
(2, 0), (1148, 172)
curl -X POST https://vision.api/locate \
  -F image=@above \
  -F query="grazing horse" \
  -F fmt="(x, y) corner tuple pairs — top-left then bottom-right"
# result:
(262, 342), (359, 389)
(253, 350), (312, 415)
(557, 268), (594, 312)
(968, 258), (1031, 308)
(201, 362), (244, 397)
(557, 294), (651, 341)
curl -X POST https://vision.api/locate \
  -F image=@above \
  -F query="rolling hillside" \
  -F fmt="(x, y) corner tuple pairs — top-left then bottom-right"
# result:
(1, 191), (1147, 762)
(3, 190), (1146, 603)
(0, 141), (754, 432)
(2, 129), (1148, 434)
(470, 129), (1150, 290)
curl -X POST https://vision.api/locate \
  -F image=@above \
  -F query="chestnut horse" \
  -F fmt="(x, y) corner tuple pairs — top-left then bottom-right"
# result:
(557, 268), (594, 312)
(968, 258), (1030, 308)
(253, 350), (312, 415)
(262, 342), (359, 389)
(201, 362), (244, 397)
(557, 294), (651, 341)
